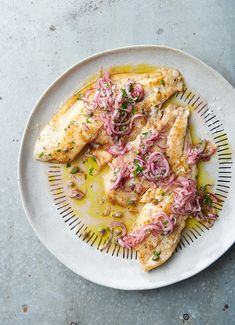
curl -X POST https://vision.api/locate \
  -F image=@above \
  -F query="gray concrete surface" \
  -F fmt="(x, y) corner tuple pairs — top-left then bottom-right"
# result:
(0, 0), (235, 324)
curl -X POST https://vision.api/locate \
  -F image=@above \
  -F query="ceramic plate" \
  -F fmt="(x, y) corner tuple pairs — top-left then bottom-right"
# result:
(18, 45), (235, 290)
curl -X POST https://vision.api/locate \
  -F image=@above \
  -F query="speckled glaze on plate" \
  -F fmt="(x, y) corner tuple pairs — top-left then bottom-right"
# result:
(18, 45), (235, 290)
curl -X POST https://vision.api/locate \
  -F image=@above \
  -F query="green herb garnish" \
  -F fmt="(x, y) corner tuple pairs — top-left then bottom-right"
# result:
(91, 156), (96, 162)
(86, 117), (92, 124)
(66, 162), (71, 168)
(160, 79), (165, 86)
(142, 131), (149, 136)
(121, 102), (128, 110)
(202, 193), (213, 207)
(133, 160), (144, 177)
(39, 152), (44, 158)
(121, 88), (128, 98)
(152, 250), (161, 261)
(88, 167), (94, 176)
(70, 166), (79, 174)
(57, 149), (62, 152)
(132, 107), (137, 114)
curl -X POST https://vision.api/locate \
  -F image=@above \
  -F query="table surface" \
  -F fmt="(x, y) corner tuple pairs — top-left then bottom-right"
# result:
(1, 0), (235, 324)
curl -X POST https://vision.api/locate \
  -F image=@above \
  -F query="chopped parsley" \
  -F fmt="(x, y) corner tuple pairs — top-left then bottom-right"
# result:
(121, 88), (128, 98)
(142, 131), (149, 136)
(202, 193), (213, 207)
(86, 117), (92, 124)
(39, 152), (44, 158)
(121, 102), (128, 110)
(133, 160), (144, 177)
(200, 185), (213, 207)
(132, 107), (137, 114)
(152, 250), (161, 261)
(66, 162), (71, 168)
(161, 191), (165, 196)
(57, 149), (62, 152)
(160, 79), (165, 86)
(70, 166), (79, 174)
(91, 156), (96, 162)
(88, 167), (94, 176)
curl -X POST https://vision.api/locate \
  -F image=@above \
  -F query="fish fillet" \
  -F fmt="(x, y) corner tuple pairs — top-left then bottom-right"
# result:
(133, 107), (197, 271)
(103, 105), (188, 207)
(35, 68), (183, 163)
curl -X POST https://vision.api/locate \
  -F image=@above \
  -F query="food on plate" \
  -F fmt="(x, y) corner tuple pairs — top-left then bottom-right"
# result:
(35, 68), (183, 163)
(34, 66), (219, 272)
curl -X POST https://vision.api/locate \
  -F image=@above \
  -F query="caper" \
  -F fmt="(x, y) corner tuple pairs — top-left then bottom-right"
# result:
(152, 199), (159, 205)
(112, 211), (123, 218)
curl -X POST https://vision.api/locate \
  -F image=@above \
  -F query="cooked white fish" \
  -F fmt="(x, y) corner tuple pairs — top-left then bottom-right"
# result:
(103, 105), (188, 207)
(35, 68), (183, 163)
(133, 107), (197, 271)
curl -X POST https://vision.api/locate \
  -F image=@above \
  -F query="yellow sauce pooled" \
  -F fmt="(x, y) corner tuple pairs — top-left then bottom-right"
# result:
(63, 152), (140, 236)
(59, 64), (224, 241)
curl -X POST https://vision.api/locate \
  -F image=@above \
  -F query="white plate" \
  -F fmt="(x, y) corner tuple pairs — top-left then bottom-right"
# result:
(18, 45), (235, 290)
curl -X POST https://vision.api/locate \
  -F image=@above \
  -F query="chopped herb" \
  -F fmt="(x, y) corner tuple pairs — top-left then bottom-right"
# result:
(163, 220), (168, 225)
(152, 250), (161, 261)
(88, 167), (94, 176)
(160, 79), (165, 86)
(84, 174), (87, 180)
(132, 107), (137, 114)
(133, 160), (144, 177)
(82, 158), (88, 164)
(57, 149), (62, 152)
(161, 191), (165, 196)
(66, 162), (71, 168)
(70, 166), (79, 174)
(121, 88), (128, 98)
(121, 102), (128, 110)
(48, 153), (52, 157)
(39, 152), (44, 158)
(69, 141), (75, 145)
(91, 156), (96, 162)
(142, 131), (149, 136)
(86, 117), (92, 124)
(202, 194), (213, 207)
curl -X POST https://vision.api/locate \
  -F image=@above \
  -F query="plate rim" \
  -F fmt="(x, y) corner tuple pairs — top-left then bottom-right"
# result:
(18, 45), (235, 290)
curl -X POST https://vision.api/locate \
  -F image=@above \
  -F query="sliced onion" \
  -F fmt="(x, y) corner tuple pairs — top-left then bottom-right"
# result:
(118, 212), (177, 249)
